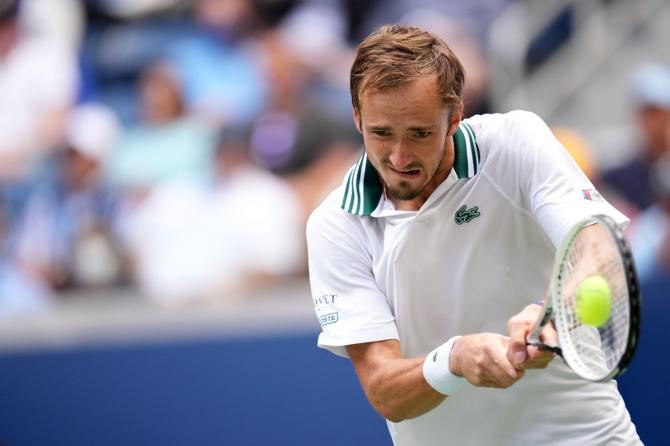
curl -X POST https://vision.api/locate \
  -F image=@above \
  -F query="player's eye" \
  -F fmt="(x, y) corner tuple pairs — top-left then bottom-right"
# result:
(414, 131), (432, 139)
(370, 129), (391, 137)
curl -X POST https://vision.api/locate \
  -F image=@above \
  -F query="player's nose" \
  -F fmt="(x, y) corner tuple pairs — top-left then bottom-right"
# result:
(388, 140), (414, 171)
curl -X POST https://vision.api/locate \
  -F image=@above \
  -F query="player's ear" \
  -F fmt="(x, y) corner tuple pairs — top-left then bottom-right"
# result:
(447, 102), (464, 136)
(353, 108), (363, 134)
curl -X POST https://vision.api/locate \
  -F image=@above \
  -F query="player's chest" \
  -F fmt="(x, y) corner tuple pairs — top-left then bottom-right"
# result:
(367, 190), (552, 312)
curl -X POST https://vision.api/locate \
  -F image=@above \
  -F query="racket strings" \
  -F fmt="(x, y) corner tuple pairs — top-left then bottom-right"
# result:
(555, 223), (630, 380)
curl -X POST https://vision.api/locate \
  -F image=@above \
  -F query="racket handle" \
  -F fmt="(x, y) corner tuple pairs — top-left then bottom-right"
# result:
(526, 341), (563, 356)
(526, 304), (563, 356)
(526, 305), (552, 345)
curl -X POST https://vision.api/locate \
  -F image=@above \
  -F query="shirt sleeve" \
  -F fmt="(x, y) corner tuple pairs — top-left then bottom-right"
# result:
(306, 200), (398, 358)
(505, 111), (629, 248)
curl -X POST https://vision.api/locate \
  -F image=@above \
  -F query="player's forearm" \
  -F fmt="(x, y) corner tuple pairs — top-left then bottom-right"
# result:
(360, 356), (446, 422)
(347, 340), (454, 422)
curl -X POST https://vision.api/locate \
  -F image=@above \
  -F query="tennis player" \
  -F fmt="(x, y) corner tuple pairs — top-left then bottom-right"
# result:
(307, 25), (642, 445)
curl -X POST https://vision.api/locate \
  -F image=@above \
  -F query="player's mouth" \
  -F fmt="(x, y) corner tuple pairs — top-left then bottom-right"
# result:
(389, 166), (421, 178)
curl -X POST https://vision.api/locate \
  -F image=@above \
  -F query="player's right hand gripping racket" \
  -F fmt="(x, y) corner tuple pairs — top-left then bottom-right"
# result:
(526, 214), (641, 382)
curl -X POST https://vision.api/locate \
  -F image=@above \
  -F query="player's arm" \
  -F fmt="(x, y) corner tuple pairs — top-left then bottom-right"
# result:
(346, 340), (443, 422)
(347, 334), (524, 423)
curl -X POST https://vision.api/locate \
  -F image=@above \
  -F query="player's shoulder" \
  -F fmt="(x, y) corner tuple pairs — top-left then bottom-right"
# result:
(464, 109), (547, 142)
(307, 185), (364, 242)
(465, 110), (552, 164)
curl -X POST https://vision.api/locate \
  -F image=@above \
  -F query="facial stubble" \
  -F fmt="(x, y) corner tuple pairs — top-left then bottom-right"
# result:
(381, 133), (449, 202)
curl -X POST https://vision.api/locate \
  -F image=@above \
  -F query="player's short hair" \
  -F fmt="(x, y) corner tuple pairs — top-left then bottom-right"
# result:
(350, 24), (465, 115)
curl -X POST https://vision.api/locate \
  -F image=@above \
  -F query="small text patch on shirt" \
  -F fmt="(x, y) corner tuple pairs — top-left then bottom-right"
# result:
(582, 189), (604, 202)
(319, 312), (339, 326)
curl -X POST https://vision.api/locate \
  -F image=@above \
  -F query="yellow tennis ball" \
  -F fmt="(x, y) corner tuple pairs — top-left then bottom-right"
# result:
(576, 275), (612, 327)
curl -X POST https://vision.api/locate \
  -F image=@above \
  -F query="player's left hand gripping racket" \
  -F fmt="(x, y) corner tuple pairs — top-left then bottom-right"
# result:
(526, 214), (641, 382)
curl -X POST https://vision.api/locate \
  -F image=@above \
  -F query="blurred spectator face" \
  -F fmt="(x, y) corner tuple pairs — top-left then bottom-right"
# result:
(651, 154), (670, 209)
(0, 0), (17, 26)
(0, 0), (18, 56)
(63, 147), (100, 190)
(196, 0), (256, 40)
(216, 140), (249, 177)
(638, 105), (670, 159)
(214, 126), (252, 177)
(63, 103), (120, 189)
(0, 7), (18, 56)
(139, 64), (184, 125)
(263, 35), (309, 109)
(631, 64), (670, 158)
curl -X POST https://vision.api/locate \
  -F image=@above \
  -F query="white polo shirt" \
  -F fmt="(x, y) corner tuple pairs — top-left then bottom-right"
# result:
(307, 111), (641, 445)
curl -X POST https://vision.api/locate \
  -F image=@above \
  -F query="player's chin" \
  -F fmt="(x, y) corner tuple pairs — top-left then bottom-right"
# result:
(384, 176), (426, 199)
(386, 183), (424, 201)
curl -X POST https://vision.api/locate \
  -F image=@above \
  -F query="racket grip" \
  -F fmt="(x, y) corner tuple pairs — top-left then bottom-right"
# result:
(527, 341), (563, 356)
(526, 305), (552, 345)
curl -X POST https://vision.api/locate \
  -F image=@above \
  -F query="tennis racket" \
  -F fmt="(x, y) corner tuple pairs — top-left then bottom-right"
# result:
(526, 214), (641, 382)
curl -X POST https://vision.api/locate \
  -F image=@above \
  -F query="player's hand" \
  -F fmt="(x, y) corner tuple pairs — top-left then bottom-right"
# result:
(506, 303), (557, 370)
(449, 333), (525, 388)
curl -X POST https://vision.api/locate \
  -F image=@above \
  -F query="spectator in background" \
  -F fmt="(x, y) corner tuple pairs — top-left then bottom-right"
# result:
(20, 0), (83, 49)
(166, 0), (267, 126)
(0, 197), (52, 315)
(601, 63), (670, 214)
(346, 0), (510, 45)
(107, 61), (216, 191)
(551, 127), (596, 180)
(0, 0), (79, 222)
(274, 0), (354, 119)
(13, 103), (123, 291)
(209, 127), (305, 294)
(112, 2), (358, 304)
(123, 127), (304, 305)
(628, 155), (670, 283)
(551, 126), (639, 219)
(248, 16), (361, 222)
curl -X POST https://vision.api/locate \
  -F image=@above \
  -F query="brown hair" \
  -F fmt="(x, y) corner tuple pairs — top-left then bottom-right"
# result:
(350, 24), (465, 114)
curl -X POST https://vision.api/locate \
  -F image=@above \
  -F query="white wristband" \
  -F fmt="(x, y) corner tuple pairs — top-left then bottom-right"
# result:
(422, 335), (466, 396)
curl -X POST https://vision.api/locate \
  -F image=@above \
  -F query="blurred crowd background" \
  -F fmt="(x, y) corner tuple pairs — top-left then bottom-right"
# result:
(0, 0), (669, 315)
